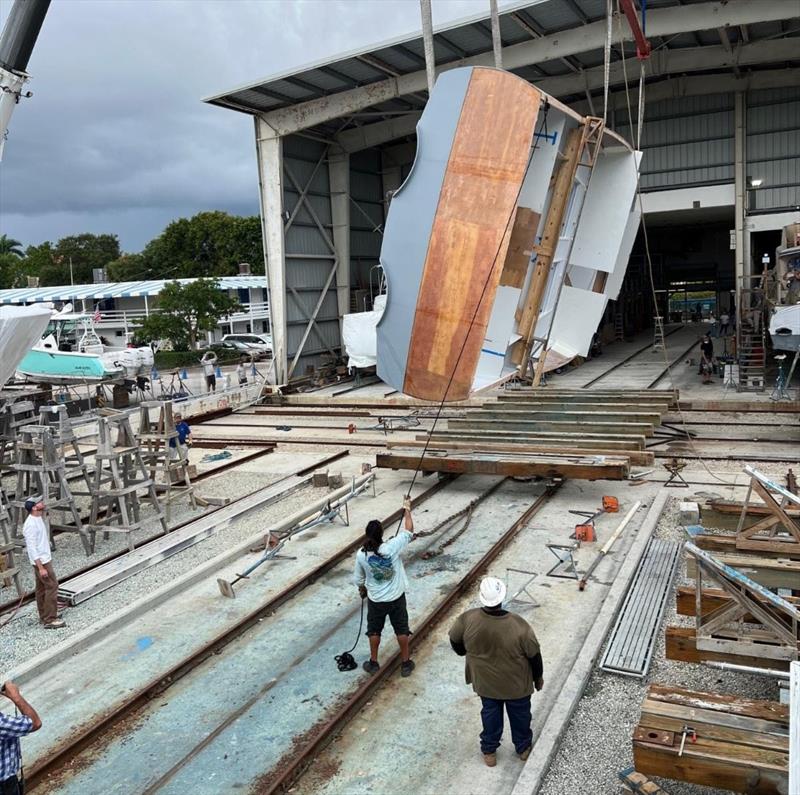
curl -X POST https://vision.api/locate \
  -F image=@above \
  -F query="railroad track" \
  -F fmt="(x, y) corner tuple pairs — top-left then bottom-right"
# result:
(0, 448), (347, 617)
(26, 475), (557, 793)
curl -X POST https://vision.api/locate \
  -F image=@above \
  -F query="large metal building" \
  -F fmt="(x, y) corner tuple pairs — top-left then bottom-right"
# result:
(204, 0), (800, 385)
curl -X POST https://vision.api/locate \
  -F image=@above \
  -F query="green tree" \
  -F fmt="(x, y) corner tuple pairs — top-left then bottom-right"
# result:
(134, 278), (242, 350)
(142, 211), (262, 278)
(0, 235), (24, 257)
(0, 252), (33, 288)
(22, 234), (121, 286)
(107, 253), (153, 282)
(22, 241), (59, 285)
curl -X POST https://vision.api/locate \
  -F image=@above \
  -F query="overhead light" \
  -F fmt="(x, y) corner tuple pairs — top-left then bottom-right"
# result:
(749, 178), (763, 187)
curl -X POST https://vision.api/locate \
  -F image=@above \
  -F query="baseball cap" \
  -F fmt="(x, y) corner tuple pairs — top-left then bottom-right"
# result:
(479, 576), (507, 607)
(24, 499), (36, 514)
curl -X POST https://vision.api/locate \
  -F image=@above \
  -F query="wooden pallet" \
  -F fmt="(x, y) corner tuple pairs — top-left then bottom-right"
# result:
(634, 685), (789, 795)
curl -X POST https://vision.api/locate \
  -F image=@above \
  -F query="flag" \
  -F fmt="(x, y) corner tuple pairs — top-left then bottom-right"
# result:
(93, 305), (101, 323)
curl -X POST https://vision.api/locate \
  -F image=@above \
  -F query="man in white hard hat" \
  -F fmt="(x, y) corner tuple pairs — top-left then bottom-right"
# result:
(449, 576), (543, 768)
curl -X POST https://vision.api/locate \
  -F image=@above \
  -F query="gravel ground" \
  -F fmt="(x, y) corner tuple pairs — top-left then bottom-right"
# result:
(1, 468), (329, 672)
(538, 496), (783, 795)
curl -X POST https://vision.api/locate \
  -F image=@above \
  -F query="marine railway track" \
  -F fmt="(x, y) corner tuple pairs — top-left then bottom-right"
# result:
(25, 475), (559, 794)
(0, 447), (348, 617)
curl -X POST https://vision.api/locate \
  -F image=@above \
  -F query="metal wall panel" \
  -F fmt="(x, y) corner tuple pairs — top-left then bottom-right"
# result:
(350, 148), (384, 296)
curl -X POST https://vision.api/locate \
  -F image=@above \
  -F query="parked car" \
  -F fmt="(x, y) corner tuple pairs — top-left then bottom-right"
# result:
(217, 339), (268, 360)
(221, 333), (272, 357)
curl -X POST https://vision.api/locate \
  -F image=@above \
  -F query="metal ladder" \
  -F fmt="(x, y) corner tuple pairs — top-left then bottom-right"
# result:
(652, 316), (666, 352)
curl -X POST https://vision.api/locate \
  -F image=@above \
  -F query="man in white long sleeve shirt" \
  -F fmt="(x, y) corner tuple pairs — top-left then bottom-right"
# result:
(22, 500), (65, 629)
(353, 498), (417, 677)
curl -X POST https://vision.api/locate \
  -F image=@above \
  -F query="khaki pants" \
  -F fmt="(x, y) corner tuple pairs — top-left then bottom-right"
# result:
(33, 561), (59, 624)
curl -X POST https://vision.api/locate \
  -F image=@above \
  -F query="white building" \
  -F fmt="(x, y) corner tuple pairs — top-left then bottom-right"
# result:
(0, 275), (269, 345)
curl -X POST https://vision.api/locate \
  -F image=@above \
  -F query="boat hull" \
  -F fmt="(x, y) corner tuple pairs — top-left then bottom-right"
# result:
(18, 348), (123, 384)
(769, 305), (800, 352)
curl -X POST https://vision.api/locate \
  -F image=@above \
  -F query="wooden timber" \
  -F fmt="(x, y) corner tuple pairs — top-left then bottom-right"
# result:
(467, 409), (665, 424)
(665, 626), (793, 670)
(634, 684), (789, 795)
(676, 586), (800, 618)
(392, 438), (655, 466)
(684, 553), (800, 590)
(515, 127), (585, 372)
(426, 430), (647, 450)
(376, 450), (629, 480)
(690, 531), (800, 560)
(403, 69), (542, 401)
(488, 400), (671, 413)
(709, 500), (800, 518)
(447, 418), (655, 436)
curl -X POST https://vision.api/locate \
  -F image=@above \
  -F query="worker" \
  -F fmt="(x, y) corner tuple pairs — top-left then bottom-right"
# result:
(169, 412), (192, 464)
(449, 577), (544, 768)
(200, 351), (218, 393)
(353, 497), (416, 677)
(236, 357), (249, 386)
(718, 311), (730, 336)
(0, 681), (42, 795)
(22, 500), (65, 629)
(698, 334), (714, 377)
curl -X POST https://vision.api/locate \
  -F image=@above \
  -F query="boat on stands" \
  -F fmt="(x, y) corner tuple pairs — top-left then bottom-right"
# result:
(16, 307), (154, 385)
(769, 228), (800, 353)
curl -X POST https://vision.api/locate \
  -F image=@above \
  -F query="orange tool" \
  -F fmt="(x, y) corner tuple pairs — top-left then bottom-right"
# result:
(602, 496), (619, 512)
(574, 523), (595, 543)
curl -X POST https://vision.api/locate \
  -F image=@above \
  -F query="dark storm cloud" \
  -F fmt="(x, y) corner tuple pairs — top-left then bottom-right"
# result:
(0, 0), (513, 251)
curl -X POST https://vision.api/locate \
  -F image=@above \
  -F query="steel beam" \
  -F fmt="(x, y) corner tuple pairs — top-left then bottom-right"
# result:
(255, 1), (798, 135)
(335, 113), (420, 153)
(328, 147), (351, 341)
(734, 91), (746, 302)
(254, 117), (288, 385)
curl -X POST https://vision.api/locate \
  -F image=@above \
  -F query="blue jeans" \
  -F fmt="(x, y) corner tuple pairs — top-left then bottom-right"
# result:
(479, 695), (533, 754)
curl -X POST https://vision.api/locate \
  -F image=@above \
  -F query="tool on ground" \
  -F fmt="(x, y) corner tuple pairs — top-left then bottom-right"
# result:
(505, 567), (539, 608)
(578, 501), (642, 590)
(662, 457), (689, 488)
(217, 532), (291, 598)
(677, 725), (696, 757)
(569, 495), (619, 542)
(335, 595), (365, 672)
(546, 543), (579, 579)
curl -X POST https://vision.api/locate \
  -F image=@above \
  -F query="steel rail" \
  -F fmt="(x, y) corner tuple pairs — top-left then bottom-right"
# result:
(647, 338), (706, 389)
(23, 475), (453, 793)
(582, 325), (684, 387)
(0, 449), (348, 617)
(260, 478), (562, 795)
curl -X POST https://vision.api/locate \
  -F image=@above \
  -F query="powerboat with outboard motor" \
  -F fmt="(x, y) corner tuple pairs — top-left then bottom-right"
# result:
(17, 309), (154, 384)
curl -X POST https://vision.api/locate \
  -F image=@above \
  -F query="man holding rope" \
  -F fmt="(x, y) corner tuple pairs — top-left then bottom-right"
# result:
(353, 497), (417, 677)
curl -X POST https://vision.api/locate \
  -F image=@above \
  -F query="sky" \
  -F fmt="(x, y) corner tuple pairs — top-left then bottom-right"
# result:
(0, 0), (521, 253)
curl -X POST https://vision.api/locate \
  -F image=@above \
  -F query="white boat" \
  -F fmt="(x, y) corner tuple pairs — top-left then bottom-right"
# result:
(17, 310), (154, 385)
(0, 305), (53, 387)
(769, 304), (800, 352)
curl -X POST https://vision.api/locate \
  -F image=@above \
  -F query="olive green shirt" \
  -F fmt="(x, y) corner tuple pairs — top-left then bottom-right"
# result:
(449, 608), (541, 700)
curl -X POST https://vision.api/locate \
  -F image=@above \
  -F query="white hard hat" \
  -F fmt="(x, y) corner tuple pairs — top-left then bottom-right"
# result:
(479, 576), (507, 607)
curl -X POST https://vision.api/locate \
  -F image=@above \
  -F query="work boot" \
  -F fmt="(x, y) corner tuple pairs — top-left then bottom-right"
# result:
(44, 619), (66, 629)
(400, 659), (415, 677)
(362, 659), (380, 674)
(483, 752), (497, 768)
(518, 746), (532, 761)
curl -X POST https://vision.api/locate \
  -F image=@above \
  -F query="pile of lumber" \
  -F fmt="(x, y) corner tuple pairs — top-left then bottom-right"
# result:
(378, 388), (677, 480)
(633, 685), (789, 795)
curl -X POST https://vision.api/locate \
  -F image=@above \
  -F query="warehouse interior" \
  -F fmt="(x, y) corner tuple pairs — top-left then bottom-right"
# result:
(205, 0), (800, 384)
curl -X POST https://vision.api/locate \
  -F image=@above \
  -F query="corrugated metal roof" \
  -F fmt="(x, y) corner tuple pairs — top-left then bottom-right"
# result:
(204, 0), (800, 137)
(0, 276), (267, 306)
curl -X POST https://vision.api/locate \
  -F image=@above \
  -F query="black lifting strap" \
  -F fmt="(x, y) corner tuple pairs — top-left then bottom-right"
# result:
(335, 595), (365, 672)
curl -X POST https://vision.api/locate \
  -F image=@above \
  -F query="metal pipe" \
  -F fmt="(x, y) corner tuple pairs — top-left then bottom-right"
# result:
(489, 0), (503, 69)
(419, 0), (436, 94)
(704, 661), (790, 679)
(0, 0), (50, 73)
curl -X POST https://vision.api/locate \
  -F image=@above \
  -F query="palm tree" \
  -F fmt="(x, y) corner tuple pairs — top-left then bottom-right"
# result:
(0, 235), (24, 258)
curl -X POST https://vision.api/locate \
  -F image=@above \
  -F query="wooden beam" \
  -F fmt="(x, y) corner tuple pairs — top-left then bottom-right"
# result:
(375, 450), (629, 480)
(487, 400), (672, 412)
(709, 500), (800, 518)
(468, 409), (664, 424)
(676, 586), (800, 618)
(685, 552), (800, 589)
(516, 127), (585, 376)
(448, 418), (655, 436)
(665, 626), (792, 671)
(391, 438), (654, 465)
(427, 429), (647, 450)
(690, 532), (800, 561)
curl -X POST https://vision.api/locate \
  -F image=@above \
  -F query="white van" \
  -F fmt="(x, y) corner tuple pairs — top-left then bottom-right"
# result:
(221, 333), (272, 356)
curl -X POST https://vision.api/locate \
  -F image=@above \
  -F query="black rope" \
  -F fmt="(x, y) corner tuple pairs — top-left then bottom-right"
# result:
(335, 595), (365, 671)
(392, 100), (551, 536)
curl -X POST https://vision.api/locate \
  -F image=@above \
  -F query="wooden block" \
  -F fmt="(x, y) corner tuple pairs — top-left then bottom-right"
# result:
(684, 552), (800, 589)
(499, 206), (540, 288)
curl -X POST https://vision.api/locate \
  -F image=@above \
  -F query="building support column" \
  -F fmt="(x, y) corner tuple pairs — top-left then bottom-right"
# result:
(734, 91), (747, 306)
(329, 147), (351, 337)
(254, 116), (288, 385)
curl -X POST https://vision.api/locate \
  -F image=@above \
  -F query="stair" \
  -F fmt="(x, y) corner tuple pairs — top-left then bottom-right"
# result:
(737, 330), (766, 391)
